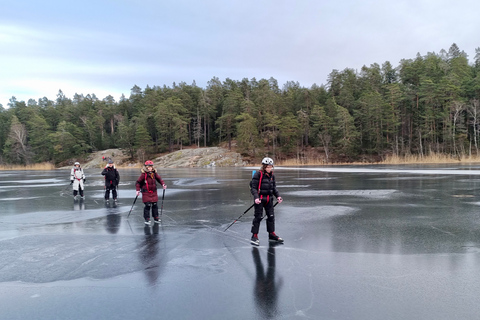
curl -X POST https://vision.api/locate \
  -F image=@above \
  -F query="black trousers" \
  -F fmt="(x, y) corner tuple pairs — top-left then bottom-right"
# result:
(251, 198), (275, 234)
(73, 188), (84, 197)
(144, 202), (159, 220)
(104, 185), (117, 200)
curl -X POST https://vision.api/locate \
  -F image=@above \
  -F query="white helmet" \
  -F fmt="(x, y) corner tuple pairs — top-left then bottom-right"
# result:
(261, 157), (274, 165)
(74, 162), (80, 166)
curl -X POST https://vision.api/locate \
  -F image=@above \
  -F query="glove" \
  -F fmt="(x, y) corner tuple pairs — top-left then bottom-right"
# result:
(83, 178), (86, 182)
(162, 184), (167, 189)
(136, 191), (140, 196)
(277, 196), (283, 204)
(255, 198), (261, 204)
(70, 180), (73, 185)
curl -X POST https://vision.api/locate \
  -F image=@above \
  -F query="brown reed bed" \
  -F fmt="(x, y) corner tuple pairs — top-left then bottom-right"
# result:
(274, 153), (480, 166)
(0, 162), (56, 171)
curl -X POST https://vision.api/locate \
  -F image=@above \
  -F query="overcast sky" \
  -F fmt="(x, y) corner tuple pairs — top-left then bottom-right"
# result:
(1, 0), (479, 107)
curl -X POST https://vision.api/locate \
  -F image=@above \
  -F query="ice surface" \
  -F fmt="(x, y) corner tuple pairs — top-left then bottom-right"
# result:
(1, 166), (480, 319)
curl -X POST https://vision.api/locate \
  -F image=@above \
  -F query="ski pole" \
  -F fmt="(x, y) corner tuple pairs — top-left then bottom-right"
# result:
(160, 188), (165, 218)
(224, 203), (255, 232)
(127, 195), (139, 218)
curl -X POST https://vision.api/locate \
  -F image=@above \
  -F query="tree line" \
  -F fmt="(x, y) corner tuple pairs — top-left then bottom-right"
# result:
(1, 43), (480, 165)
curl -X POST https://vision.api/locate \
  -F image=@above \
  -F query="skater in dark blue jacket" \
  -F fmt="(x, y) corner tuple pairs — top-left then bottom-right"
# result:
(250, 157), (283, 246)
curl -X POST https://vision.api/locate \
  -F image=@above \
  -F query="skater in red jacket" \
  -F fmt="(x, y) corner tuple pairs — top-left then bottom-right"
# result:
(135, 160), (167, 225)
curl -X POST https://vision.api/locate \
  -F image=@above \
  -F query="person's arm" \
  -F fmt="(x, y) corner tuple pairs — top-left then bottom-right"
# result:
(272, 175), (282, 203)
(135, 176), (142, 192)
(272, 175), (280, 198)
(250, 171), (260, 200)
(155, 173), (166, 189)
(101, 168), (107, 176)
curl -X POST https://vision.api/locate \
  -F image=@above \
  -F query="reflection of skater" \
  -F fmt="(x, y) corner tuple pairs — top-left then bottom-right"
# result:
(105, 199), (121, 234)
(73, 198), (85, 210)
(135, 160), (167, 225)
(106, 214), (121, 234)
(102, 159), (120, 202)
(70, 162), (86, 199)
(252, 245), (282, 319)
(250, 157), (283, 246)
(139, 224), (161, 285)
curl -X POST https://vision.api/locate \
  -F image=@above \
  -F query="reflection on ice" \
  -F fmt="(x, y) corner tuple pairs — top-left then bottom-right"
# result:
(277, 185), (310, 188)
(173, 178), (219, 186)
(281, 166), (480, 175)
(0, 197), (40, 201)
(284, 189), (397, 199)
(0, 178), (64, 184)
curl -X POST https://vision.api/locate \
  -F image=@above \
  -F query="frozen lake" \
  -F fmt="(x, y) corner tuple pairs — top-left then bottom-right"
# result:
(2, 165), (480, 319)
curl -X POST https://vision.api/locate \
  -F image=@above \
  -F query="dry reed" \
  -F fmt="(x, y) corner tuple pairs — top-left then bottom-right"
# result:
(0, 162), (56, 171)
(272, 153), (480, 166)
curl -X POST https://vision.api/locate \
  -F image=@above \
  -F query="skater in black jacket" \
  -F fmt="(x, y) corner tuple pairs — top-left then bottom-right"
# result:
(102, 159), (120, 202)
(250, 157), (283, 246)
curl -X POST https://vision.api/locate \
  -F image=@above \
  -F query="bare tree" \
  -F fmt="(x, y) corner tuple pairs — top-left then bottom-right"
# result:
(5, 116), (30, 163)
(451, 101), (465, 157)
(467, 99), (480, 155)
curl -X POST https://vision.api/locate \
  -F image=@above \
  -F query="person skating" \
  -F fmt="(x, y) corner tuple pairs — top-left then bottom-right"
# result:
(250, 157), (283, 246)
(135, 160), (167, 225)
(102, 159), (120, 202)
(70, 162), (86, 199)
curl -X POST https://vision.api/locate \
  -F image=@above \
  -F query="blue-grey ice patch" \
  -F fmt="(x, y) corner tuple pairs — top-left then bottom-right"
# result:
(86, 181), (108, 187)
(173, 178), (219, 186)
(0, 183), (65, 188)
(0, 235), (146, 282)
(283, 189), (397, 199)
(0, 208), (113, 224)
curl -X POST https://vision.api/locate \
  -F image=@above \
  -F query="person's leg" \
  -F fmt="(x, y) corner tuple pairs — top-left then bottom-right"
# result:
(144, 203), (151, 221)
(265, 200), (275, 233)
(112, 187), (117, 200)
(251, 202), (264, 235)
(152, 202), (159, 222)
(104, 188), (110, 200)
(265, 200), (283, 243)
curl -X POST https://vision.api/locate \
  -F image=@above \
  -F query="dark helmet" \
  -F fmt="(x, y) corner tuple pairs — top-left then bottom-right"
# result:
(145, 160), (154, 166)
(108, 159), (114, 164)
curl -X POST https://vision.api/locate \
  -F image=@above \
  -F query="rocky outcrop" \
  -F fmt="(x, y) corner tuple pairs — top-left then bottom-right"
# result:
(153, 147), (246, 168)
(59, 147), (246, 169)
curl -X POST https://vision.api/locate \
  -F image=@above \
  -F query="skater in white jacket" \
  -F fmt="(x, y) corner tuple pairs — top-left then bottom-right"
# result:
(70, 162), (86, 199)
